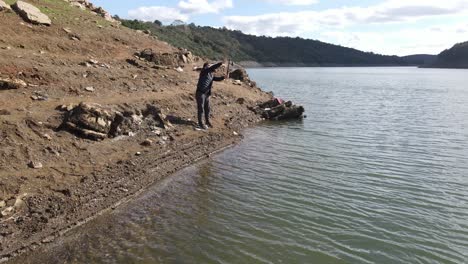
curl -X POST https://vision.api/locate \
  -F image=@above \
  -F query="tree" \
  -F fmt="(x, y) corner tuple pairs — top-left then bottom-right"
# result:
(153, 20), (162, 26)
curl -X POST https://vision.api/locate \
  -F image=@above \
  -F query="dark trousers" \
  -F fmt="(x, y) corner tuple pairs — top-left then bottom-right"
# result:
(196, 91), (210, 126)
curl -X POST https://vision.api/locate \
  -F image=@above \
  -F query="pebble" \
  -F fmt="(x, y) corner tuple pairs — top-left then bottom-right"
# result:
(233, 131), (239, 136)
(135, 152), (142, 156)
(85, 86), (95, 92)
(0, 201), (5, 208)
(43, 133), (52, 140)
(14, 198), (24, 209)
(1, 206), (14, 217)
(141, 139), (153, 146)
(28, 161), (43, 169)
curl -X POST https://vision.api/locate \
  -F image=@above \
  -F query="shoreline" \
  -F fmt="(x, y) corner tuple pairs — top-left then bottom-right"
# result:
(238, 61), (425, 68)
(1, 110), (268, 262)
(1, 135), (244, 263)
(0, 2), (272, 260)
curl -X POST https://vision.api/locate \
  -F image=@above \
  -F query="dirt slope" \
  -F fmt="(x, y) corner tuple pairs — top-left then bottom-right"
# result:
(0, 0), (271, 260)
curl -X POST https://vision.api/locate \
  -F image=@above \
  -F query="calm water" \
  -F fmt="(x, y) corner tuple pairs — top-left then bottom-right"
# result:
(17, 67), (468, 264)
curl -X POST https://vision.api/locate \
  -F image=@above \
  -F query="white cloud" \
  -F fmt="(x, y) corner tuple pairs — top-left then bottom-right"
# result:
(223, 0), (468, 54)
(178, 0), (233, 14)
(224, 0), (468, 35)
(263, 0), (318, 5)
(128, 0), (233, 23)
(128, 6), (188, 22)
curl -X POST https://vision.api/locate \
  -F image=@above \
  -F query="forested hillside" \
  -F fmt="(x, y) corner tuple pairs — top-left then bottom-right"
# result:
(427, 41), (468, 68)
(120, 19), (430, 67)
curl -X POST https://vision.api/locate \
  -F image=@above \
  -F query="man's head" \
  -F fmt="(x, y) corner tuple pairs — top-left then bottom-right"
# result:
(203, 62), (209, 69)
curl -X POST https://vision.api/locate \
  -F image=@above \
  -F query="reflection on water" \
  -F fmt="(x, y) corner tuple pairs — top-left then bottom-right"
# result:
(13, 67), (468, 264)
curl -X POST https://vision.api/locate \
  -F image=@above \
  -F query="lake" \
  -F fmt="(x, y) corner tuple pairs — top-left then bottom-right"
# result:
(15, 67), (468, 264)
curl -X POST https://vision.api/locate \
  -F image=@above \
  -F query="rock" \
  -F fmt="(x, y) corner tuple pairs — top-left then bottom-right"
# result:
(252, 99), (305, 120)
(141, 139), (153, 146)
(28, 161), (43, 169)
(0, 109), (11, 115)
(70, 1), (85, 9)
(0, 200), (5, 208)
(14, 198), (24, 209)
(43, 133), (52, 140)
(57, 103), (76, 112)
(230, 68), (250, 82)
(64, 103), (114, 137)
(233, 80), (242, 85)
(233, 131), (239, 136)
(135, 152), (142, 156)
(1, 206), (14, 217)
(0, 0), (11, 11)
(153, 129), (162, 136)
(31, 91), (49, 101)
(0, 77), (27, 90)
(12, 1), (52, 26)
(84, 86), (95, 92)
(175, 66), (184, 73)
(236, 98), (246, 105)
(143, 29), (151, 35)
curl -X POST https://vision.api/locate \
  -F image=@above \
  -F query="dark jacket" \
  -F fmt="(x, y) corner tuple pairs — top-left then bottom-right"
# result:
(196, 62), (225, 94)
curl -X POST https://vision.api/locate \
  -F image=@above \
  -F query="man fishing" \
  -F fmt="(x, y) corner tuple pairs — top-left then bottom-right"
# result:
(195, 61), (226, 130)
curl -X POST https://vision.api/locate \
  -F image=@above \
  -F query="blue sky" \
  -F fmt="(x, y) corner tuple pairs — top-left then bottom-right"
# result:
(92, 0), (468, 56)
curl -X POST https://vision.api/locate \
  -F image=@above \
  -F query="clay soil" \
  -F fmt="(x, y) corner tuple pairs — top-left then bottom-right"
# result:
(0, 0), (271, 261)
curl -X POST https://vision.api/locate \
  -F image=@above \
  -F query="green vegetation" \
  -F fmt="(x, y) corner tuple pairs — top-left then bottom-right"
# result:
(428, 41), (468, 68)
(119, 19), (426, 66)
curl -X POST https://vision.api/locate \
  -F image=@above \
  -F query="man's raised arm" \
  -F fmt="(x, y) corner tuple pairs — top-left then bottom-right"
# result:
(208, 62), (223, 72)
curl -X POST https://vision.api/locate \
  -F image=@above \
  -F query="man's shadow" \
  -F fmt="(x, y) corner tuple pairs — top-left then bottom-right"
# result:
(166, 115), (198, 127)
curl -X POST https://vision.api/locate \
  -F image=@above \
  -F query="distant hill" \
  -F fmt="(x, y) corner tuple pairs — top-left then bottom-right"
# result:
(426, 41), (468, 69)
(401, 54), (437, 66)
(119, 19), (430, 67)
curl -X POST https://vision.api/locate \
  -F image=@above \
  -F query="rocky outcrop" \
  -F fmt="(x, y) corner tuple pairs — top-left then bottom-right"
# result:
(0, 77), (27, 90)
(229, 68), (257, 88)
(60, 103), (172, 140)
(251, 99), (305, 120)
(64, 0), (117, 22)
(12, 1), (51, 26)
(0, 0), (11, 11)
(137, 48), (198, 67)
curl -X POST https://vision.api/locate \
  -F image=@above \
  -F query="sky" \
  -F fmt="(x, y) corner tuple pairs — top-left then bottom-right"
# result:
(92, 0), (468, 56)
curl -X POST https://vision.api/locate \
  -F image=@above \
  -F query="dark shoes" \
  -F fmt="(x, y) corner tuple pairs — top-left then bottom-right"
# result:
(195, 124), (209, 130)
(195, 121), (212, 131)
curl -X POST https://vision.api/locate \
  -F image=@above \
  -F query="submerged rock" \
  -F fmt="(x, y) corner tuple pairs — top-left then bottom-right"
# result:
(12, 1), (51, 26)
(252, 98), (305, 120)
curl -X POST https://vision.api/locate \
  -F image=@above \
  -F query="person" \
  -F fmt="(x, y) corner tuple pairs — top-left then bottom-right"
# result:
(195, 61), (225, 130)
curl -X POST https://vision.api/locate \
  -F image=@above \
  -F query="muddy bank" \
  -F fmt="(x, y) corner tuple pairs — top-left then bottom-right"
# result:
(0, 0), (273, 260)
(0, 0), (307, 261)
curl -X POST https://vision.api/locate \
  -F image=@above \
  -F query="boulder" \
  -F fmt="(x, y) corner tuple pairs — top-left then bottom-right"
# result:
(60, 103), (171, 140)
(138, 48), (196, 67)
(28, 161), (43, 169)
(230, 68), (250, 82)
(63, 103), (115, 139)
(0, 0), (11, 11)
(12, 1), (51, 26)
(252, 99), (305, 120)
(0, 77), (27, 90)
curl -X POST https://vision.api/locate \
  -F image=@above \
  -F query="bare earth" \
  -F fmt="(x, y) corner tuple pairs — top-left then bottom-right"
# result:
(0, 0), (271, 261)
